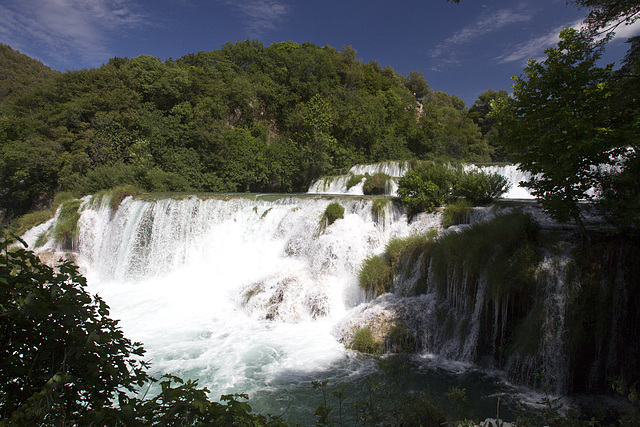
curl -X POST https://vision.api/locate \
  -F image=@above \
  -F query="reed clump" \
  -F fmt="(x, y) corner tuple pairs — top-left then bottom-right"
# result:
(53, 199), (83, 248)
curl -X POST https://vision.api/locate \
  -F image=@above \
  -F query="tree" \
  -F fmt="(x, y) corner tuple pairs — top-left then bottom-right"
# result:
(595, 36), (640, 230)
(571, 0), (640, 39)
(493, 28), (618, 240)
(0, 236), (150, 424)
(468, 89), (509, 136)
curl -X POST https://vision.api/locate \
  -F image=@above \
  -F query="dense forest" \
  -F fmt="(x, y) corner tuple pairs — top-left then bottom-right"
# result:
(0, 42), (507, 221)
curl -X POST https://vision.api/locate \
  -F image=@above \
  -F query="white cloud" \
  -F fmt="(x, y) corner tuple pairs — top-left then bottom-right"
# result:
(610, 19), (640, 39)
(497, 18), (640, 65)
(430, 6), (533, 70)
(496, 23), (574, 64)
(0, 0), (145, 69)
(225, 0), (290, 37)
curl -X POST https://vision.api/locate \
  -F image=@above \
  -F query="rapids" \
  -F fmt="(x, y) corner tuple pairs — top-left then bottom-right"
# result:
(24, 192), (580, 423)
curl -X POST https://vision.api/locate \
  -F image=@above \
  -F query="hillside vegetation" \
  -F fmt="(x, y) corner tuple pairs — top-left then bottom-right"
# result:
(0, 44), (58, 105)
(0, 40), (505, 220)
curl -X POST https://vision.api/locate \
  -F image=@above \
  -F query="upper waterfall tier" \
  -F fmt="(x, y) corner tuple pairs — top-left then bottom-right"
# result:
(307, 162), (535, 199)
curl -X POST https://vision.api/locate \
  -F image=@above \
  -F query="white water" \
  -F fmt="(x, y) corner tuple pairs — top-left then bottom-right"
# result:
(40, 195), (442, 399)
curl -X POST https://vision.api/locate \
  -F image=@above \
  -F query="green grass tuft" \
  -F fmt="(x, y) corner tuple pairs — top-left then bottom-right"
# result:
(11, 210), (54, 237)
(442, 199), (472, 228)
(322, 202), (345, 227)
(371, 198), (389, 223)
(108, 185), (143, 211)
(351, 326), (382, 354)
(346, 174), (365, 190)
(358, 255), (393, 296)
(53, 199), (83, 248)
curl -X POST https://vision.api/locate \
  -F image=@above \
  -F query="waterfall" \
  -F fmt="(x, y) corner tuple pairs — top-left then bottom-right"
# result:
(24, 188), (635, 422)
(30, 194), (450, 397)
(308, 162), (534, 198)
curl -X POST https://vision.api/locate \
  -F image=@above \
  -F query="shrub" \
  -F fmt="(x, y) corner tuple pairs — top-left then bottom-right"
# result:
(351, 326), (382, 354)
(358, 255), (393, 296)
(346, 174), (365, 190)
(413, 162), (457, 195)
(442, 199), (472, 228)
(143, 167), (192, 192)
(77, 163), (137, 195)
(322, 202), (345, 226)
(397, 171), (443, 217)
(363, 172), (391, 195)
(452, 170), (510, 205)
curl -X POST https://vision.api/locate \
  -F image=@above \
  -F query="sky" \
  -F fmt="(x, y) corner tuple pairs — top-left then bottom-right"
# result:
(1, 0), (639, 107)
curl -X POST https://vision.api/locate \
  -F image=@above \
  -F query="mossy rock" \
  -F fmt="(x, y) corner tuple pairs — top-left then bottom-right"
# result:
(363, 172), (390, 195)
(322, 202), (345, 227)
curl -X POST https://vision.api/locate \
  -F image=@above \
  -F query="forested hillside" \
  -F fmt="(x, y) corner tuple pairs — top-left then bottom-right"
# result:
(0, 44), (59, 105)
(0, 40), (503, 220)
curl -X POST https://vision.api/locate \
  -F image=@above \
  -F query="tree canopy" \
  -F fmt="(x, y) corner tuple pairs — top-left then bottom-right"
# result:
(493, 29), (619, 237)
(0, 41), (501, 221)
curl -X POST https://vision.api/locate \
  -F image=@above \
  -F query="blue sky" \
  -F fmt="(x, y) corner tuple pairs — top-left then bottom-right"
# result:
(1, 0), (639, 106)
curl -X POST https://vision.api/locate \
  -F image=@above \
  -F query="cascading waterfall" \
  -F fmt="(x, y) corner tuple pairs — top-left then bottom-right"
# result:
(26, 189), (632, 421)
(33, 195), (446, 399)
(308, 161), (535, 198)
(307, 161), (409, 195)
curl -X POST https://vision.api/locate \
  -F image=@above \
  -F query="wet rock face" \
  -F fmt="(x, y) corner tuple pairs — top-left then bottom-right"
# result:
(241, 275), (330, 323)
(36, 249), (78, 269)
(333, 294), (429, 354)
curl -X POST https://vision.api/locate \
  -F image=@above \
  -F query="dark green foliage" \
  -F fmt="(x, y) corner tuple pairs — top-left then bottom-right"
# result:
(358, 255), (393, 296)
(397, 162), (455, 216)
(493, 29), (619, 239)
(362, 172), (390, 195)
(0, 237), (149, 424)
(597, 153), (640, 231)
(398, 162), (511, 216)
(397, 170), (444, 217)
(322, 202), (345, 226)
(0, 40), (496, 221)
(430, 210), (541, 300)
(0, 44), (58, 104)
(78, 164), (138, 195)
(565, 234), (640, 394)
(351, 326), (383, 354)
(442, 199), (472, 228)
(452, 169), (510, 205)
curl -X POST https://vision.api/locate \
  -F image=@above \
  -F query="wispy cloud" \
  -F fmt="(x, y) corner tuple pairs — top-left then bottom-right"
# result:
(430, 6), (533, 70)
(497, 18), (640, 65)
(496, 22), (577, 64)
(0, 0), (145, 69)
(225, 0), (290, 37)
